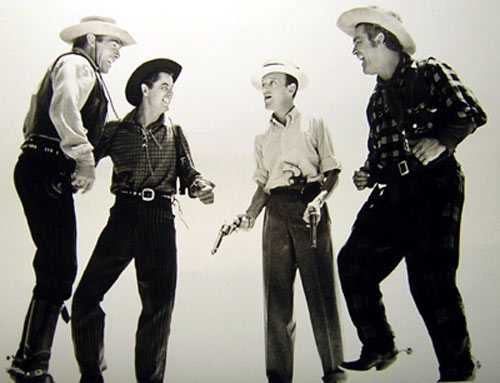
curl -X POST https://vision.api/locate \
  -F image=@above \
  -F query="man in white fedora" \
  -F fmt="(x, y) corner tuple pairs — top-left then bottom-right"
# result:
(233, 60), (345, 383)
(8, 16), (134, 383)
(335, 6), (487, 382)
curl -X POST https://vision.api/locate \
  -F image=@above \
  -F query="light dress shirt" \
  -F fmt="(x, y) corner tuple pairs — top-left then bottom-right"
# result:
(252, 107), (341, 193)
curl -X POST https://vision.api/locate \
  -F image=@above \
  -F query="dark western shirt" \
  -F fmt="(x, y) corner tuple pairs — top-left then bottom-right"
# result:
(94, 109), (201, 195)
(365, 53), (487, 180)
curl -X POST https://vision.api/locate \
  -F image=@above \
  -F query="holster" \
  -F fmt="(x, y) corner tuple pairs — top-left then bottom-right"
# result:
(43, 155), (75, 199)
(300, 182), (321, 204)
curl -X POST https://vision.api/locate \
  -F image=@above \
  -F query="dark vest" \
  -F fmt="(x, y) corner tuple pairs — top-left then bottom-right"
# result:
(25, 51), (108, 147)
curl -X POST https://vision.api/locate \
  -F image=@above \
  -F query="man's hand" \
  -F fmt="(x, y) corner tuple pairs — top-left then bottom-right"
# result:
(410, 138), (446, 166)
(236, 214), (255, 231)
(191, 178), (215, 204)
(197, 185), (214, 204)
(71, 162), (95, 193)
(353, 169), (370, 190)
(303, 191), (326, 224)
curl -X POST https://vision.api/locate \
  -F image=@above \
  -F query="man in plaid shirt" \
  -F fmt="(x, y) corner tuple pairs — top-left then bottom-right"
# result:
(70, 58), (214, 383)
(336, 6), (487, 382)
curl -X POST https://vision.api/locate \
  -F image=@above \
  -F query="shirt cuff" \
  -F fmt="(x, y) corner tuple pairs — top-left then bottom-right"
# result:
(320, 156), (342, 173)
(434, 123), (475, 150)
(252, 169), (268, 187)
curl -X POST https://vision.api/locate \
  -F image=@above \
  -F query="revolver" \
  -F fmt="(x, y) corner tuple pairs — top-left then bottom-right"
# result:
(309, 212), (319, 249)
(211, 218), (241, 255)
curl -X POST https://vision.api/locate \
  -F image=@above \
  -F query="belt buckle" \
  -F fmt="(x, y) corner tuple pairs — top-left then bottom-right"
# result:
(141, 188), (155, 202)
(397, 160), (410, 176)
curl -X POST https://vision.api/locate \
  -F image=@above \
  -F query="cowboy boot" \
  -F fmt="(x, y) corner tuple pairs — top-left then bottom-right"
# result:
(7, 298), (36, 382)
(7, 298), (61, 383)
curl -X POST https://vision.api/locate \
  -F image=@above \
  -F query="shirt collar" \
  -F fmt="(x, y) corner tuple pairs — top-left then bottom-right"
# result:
(376, 53), (414, 89)
(122, 108), (166, 130)
(270, 106), (300, 128)
(71, 47), (99, 71)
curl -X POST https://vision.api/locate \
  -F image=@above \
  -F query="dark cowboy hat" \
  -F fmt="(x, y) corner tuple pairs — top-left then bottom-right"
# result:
(125, 58), (182, 106)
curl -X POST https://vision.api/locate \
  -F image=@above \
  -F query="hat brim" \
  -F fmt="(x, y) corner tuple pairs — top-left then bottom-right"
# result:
(125, 58), (183, 107)
(251, 64), (309, 90)
(337, 7), (416, 55)
(60, 21), (136, 46)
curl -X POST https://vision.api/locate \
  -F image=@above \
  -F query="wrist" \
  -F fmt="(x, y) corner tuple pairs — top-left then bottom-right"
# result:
(315, 190), (328, 206)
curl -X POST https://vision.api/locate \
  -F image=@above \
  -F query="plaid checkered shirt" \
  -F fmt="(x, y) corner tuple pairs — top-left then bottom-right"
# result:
(364, 53), (487, 181)
(94, 109), (201, 195)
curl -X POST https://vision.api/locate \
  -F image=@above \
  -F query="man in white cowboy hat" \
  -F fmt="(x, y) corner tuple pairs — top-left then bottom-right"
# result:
(71, 58), (214, 383)
(233, 60), (345, 383)
(336, 6), (487, 382)
(8, 16), (134, 383)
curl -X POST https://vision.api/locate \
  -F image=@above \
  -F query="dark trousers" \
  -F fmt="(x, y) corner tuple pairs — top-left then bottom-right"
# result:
(71, 195), (177, 383)
(263, 192), (343, 383)
(14, 152), (77, 304)
(338, 159), (474, 376)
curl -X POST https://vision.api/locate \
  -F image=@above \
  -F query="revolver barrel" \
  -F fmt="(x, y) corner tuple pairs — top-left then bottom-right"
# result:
(211, 223), (234, 255)
(310, 213), (318, 249)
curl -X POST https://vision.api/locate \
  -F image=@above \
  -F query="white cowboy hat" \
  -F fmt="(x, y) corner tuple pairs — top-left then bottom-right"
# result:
(336, 6), (416, 55)
(251, 60), (309, 90)
(60, 16), (135, 46)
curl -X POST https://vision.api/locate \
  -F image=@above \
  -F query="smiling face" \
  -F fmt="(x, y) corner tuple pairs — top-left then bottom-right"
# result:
(352, 25), (381, 75)
(95, 36), (122, 73)
(141, 71), (174, 115)
(261, 72), (295, 114)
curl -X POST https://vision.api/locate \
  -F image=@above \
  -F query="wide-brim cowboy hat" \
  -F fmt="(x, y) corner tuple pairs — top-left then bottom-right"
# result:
(60, 16), (135, 46)
(336, 6), (416, 55)
(125, 58), (183, 106)
(251, 60), (309, 90)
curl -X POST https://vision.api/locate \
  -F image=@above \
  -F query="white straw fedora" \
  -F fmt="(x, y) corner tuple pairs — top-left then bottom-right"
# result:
(337, 6), (416, 55)
(60, 16), (136, 46)
(251, 60), (309, 90)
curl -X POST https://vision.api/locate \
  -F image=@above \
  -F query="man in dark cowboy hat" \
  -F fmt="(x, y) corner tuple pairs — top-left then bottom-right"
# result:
(8, 16), (135, 383)
(71, 58), (214, 383)
(234, 60), (345, 383)
(336, 6), (487, 382)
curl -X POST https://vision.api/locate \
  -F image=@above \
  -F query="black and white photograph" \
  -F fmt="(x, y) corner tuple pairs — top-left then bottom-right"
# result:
(1, 1), (498, 382)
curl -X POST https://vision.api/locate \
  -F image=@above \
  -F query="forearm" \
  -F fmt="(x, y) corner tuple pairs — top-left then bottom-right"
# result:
(434, 122), (475, 151)
(245, 184), (269, 219)
(320, 169), (340, 199)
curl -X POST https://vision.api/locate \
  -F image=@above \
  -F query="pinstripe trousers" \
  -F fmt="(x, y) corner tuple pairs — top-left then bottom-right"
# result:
(71, 195), (177, 383)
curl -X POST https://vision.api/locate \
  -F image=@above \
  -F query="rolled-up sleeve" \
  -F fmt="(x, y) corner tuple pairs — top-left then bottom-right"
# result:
(49, 56), (97, 165)
(251, 134), (268, 187)
(312, 118), (342, 173)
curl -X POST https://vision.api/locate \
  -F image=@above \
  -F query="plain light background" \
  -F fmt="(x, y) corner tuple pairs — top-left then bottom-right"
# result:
(1, 1), (498, 382)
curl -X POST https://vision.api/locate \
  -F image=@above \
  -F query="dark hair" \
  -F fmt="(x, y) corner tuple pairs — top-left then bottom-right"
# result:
(285, 74), (298, 98)
(142, 68), (174, 89)
(356, 23), (403, 53)
(72, 35), (106, 49)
